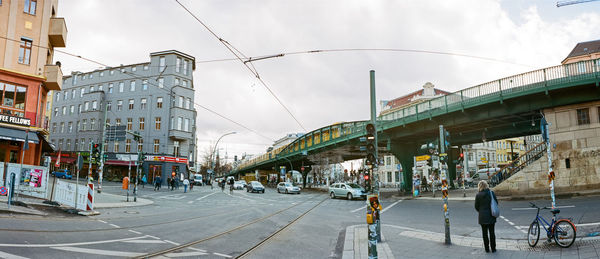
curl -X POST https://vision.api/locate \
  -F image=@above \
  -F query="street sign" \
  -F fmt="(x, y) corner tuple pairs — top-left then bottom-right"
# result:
(415, 155), (431, 161)
(106, 125), (126, 141)
(415, 160), (428, 166)
(439, 153), (447, 157)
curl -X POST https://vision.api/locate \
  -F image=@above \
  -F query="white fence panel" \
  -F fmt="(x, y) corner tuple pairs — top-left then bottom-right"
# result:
(53, 179), (92, 210)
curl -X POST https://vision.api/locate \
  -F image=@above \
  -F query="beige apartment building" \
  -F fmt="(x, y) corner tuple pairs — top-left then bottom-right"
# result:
(0, 0), (67, 164)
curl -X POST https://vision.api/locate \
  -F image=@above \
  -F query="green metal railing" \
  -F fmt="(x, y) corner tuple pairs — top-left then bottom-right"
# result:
(236, 59), (600, 172)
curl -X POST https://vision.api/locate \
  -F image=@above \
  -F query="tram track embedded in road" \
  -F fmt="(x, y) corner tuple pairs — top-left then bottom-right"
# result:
(134, 195), (328, 259)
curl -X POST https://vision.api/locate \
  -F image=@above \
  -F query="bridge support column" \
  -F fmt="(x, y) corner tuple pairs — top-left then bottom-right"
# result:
(389, 142), (420, 192)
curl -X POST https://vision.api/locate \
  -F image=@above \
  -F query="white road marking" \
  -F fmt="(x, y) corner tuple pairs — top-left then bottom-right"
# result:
(52, 246), (144, 257)
(159, 194), (187, 200)
(97, 220), (107, 224)
(399, 230), (521, 251)
(128, 230), (142, 235)
(147, 235), (161, 240)
(164, 240), (180, 246)
(123, 240), (165, 244)
(499, 215), (526, 234)
(109, 224), (120, 228)
(187, 201), (194, 204)
(226, 193), (255, 202)
(0, 250), (30, 259)
(165, 251), (208, 257)
(196, 192), (218, 201)
(351, 206), (365, 213)
(381, 200), (402, 214)
(0, 235), (149, 248)
(213, 252), (233, 258)
(187, 247), (207, 252)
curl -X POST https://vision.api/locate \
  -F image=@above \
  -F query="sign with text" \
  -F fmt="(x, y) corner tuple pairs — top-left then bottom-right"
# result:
(0, 114), (31, 126)
(415, 155), (430, 161)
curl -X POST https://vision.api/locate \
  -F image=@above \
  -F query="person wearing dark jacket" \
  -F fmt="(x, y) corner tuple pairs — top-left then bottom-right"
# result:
(474, 180), (498, 253)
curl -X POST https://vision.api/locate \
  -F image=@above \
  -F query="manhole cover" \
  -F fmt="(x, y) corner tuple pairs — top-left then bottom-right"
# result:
(124, 211), (139, 214)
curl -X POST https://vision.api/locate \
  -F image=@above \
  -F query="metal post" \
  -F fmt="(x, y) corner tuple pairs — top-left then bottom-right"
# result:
(127, 160), (131, 202)
(542, 118), (556, 208)
(463, 149), (468, 197)
(88, 141), (93, 184)
(75, 153), (80, 209)
(98, 100), (109, 193)
(367, 70), (380, 258)
(439, 125), (451, 245)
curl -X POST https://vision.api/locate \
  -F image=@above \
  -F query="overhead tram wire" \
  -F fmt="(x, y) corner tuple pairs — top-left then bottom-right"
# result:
(173, 0), (307, 132)
(1, 36), (277, 142)
(195, 48), (534, 68)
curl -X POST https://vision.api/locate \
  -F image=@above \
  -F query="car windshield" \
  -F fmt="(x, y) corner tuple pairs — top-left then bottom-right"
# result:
(285, 183), (292, 187)
(252, 182), (263, 187)
(347, 183), (361, 189)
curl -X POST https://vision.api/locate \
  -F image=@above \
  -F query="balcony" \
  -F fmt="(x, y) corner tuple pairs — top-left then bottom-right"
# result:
(48, 17), (67, 48)
(44, 64), (63, 90)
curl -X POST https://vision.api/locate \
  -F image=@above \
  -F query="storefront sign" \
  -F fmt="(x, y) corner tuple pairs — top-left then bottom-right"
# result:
(0, 115), (31, 126)
(145, 156), (188, 164)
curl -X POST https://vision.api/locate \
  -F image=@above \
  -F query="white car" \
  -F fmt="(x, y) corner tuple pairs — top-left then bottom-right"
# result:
(233, 180), (247, 190)
(277, 182), (301, 194)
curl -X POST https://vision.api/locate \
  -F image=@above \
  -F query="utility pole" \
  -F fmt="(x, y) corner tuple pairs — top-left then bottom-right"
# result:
(439, 125), (451, 245)
(88, 141), (93, 184)
(98, 100), (109, 193)
(365, 70), (380, 259)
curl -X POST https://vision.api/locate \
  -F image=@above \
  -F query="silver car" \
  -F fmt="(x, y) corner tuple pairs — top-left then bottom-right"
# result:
(277, 182), (301, 194)
(329, 183), (366, 200)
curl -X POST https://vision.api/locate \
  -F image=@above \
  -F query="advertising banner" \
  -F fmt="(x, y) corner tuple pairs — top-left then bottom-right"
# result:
(6, 163), (50, 199)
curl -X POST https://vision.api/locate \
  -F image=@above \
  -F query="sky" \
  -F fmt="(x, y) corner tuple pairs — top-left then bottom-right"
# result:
(55, 0), (600, 164)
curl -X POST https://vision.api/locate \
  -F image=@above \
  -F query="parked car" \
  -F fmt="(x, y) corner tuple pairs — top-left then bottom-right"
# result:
(192, 173), (203, 186)
(233, 180), (247, 190)
(52, 169), (72, 179)
(277, 182), (301, 194)
(246, 181), (265, 193)
(329, 183), (366, 200)
(477, 168), (500, 183)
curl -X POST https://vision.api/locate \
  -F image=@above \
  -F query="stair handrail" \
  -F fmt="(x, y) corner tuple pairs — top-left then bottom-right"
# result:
(490, 141), (547, 185)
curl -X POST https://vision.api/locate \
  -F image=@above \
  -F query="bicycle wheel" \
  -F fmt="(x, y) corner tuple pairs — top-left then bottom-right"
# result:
(553, 220), (576, 248)
(528, 220), (540, 247)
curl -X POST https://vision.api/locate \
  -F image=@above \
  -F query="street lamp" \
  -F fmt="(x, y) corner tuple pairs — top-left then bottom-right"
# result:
(210, 131), (236, 180)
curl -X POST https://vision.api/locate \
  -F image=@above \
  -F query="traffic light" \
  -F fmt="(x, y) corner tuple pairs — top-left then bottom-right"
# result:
(458, 153), (464, 162)
(365, 123), (377, 166)
(92, 143), (100, 163)
(364, 170), (371, 192)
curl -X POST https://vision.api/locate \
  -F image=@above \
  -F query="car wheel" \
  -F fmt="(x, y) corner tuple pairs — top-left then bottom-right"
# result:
(61, 176), (66, 179)
(347, 193), (353, 200)
(277, 189), (280, 193)
(285, 189), (288, 194)
(330, 192), (335, 199)
(262, 190), (265, 193)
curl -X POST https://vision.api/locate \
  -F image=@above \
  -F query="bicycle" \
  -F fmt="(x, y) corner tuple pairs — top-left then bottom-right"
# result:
(527, 202), (576, 248)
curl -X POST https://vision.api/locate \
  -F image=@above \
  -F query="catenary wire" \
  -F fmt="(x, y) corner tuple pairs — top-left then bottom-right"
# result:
(173, 0), (307, 132)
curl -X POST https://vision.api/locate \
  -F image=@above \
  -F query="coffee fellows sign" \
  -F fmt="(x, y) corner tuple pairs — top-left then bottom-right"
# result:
(0, 115), (31, 127)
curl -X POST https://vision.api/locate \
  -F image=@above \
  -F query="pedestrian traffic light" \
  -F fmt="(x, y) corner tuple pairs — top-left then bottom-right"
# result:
(364, 170), (371, 192)
(365, 123), (377, 166)
(92, 143), (100, 163)
(458, 153), (464, 162)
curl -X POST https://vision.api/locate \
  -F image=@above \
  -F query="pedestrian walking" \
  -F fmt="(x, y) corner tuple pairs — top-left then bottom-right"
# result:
(474, 180), (498, 253)
(183, 178), (189, 193)
(167, 177), (172, 191)
(154, 175), (161, 191)
(141, 175), (147, 188)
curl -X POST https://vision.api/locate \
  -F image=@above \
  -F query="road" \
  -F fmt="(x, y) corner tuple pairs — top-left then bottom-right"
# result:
(0, 182), (599, 258)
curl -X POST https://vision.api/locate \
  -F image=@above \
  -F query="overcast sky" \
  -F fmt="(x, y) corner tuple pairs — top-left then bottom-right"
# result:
(55, 0), (600, 163)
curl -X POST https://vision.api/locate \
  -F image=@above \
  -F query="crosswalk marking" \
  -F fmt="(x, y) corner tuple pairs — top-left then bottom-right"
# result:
(165, 251), (208, 257)
(122, 240), (165, 244)
(0, 250), (30, 259)
(51, 246), (145, 257)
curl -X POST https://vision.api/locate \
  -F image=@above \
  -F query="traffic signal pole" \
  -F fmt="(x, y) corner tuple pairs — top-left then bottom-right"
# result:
(98, 101), (108, 193)
(439, 125), (451, 245)
(366, 70), (379, 258)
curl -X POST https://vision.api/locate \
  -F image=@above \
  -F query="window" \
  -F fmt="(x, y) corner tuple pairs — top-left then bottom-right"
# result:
(159, 56), (166, 71)
(138, 139), (143, 152)
(158, 78), (164, 88)
(128, 99), (134, 110)
(18, 38), (32, 64)
(143, 64), (149, 70)
(132, 66), (137, 72)
(139, 117), (145, 130)
(126, 139), (131, 153)
(182, 80), (187, 88)
(105, 119), (110, 127)
(103, 140), (108, 152)
(176, 57), (181, 73)
(177, 117), (183, 131)
(155, 117), (161, 130)
(81, 138), (86, 151)
(82, 74), (87, 80)
(178, 96), (184, 107)
(71, 89), (75, 99)
(115, 118), (121, 126)
(90, 119), (95, 130)
(84, 102), (89, 111)
(140, 98), (147, 109)
(76, 121), (80, 131)
(99, 84), (104, 91)
(577, 108), (590, 125)
(100, 71), (104, 77)
(52, 123), (56, 133)
(184, 60), (188, 75)
(54, 92), (60, 102)
(92, 100), (97, 110)
(66, 139), (71, 151)
(114, 141), (119, 152)
(130, 81), (136, 91)
(90, 85), (94, 92)
(74, 139), (79, 151)
(58, 139), (63, 150)
(173, 140), (180, 156)
(73, 75), (78, 85)
(68, 122), (73, 133)
(142, 80), (148, 90)
(119, 82), (124, 92)
(106, 101), (111, 111)
(70, 105), (74, 114)
(170, 116), (174, 130)
(120, 67), (125, 73)
(24, 0), (37, 15)
(54, 108), (58, 116)
(184, 118), (190, 132)
(117, 100), (123, 111)
(60, 122), (64, 133)
(186, 98), (191, 109)
(82, 119), (87, 131)
(80, 87), (85, 97)
(127, 118), (132, 130)
(64, 91), (69, 100)
(174, 78), (180, 86)
(108, 83), (113, 93)
(153, 139), (160, 153)
(157, 97), (163, 108)
(62, 106), (67, 115)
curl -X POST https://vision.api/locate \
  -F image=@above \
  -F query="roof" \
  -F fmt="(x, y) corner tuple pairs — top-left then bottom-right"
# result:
(384, 88), (451, 109)
(563, 39), (600, 62)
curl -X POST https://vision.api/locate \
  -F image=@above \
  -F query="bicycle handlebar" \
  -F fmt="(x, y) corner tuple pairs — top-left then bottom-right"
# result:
(529, 202), (551, 210)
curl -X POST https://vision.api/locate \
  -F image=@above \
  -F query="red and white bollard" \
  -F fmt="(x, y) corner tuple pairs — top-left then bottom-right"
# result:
(86, 183), (94, 211)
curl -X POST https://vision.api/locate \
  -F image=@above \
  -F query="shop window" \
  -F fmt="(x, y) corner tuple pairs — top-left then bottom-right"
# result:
(577, 108), (590, 125)
(0, 82), (27, 117)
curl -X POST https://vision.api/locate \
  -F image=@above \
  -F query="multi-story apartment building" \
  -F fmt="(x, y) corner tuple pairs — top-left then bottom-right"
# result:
(49, 50), (197, 180)
(0, 0), (66, 164)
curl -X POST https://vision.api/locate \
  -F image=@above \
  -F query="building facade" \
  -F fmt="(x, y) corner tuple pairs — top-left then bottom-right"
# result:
(0, 0), (65, 164)
(48, 50), (197, 181)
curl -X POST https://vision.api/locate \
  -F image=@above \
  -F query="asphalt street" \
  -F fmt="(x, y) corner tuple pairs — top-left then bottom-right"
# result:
(0, 182), (599, 258)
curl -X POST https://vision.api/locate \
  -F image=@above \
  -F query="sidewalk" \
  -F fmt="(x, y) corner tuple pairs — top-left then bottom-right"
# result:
(343, 224), (600, 259)
(0, 188), (153, 216)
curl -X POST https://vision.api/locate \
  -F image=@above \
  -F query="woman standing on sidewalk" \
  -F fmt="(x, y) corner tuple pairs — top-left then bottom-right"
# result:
(474, 180), (497, 253)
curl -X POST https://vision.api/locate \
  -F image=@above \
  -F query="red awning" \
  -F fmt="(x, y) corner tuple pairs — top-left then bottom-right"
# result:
(50, 157), (76, 164)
